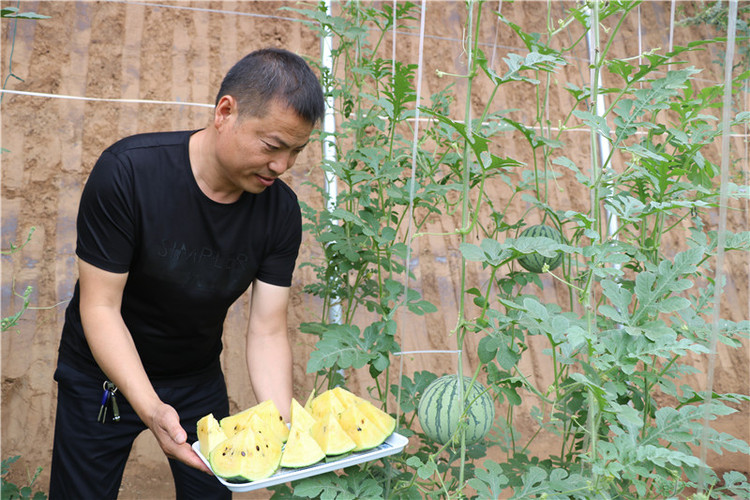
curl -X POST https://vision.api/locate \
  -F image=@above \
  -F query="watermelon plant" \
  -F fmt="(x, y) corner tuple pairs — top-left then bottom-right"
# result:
(272, 1), (750, 499)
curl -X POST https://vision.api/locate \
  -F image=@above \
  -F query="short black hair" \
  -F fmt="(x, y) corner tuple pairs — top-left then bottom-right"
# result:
(216, 48), (325, 125)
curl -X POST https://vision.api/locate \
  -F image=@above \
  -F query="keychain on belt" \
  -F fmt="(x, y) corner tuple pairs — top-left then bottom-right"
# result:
(97, 381), (120, 423)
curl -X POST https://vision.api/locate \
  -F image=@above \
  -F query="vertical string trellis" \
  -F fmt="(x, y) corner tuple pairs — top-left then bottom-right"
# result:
(698, 0), (738, 492)
(395, 0), (428, 437)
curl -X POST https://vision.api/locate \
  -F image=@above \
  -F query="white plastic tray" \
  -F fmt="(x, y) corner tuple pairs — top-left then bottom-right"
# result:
(192, 432), (408, 493)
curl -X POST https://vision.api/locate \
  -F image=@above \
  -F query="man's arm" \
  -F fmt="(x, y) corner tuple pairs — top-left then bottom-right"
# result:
(78, 259), (210, 472)
(245, 279), (294, 421)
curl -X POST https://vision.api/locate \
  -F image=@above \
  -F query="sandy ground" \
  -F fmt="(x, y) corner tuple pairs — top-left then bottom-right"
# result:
(1, 2), (747, 498)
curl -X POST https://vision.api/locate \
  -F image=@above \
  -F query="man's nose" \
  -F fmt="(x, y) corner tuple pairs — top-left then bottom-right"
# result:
(268, 152), (293, 175)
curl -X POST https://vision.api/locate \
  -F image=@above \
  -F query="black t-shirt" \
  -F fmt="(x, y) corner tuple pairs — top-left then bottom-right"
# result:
(58, 130), (302, 386)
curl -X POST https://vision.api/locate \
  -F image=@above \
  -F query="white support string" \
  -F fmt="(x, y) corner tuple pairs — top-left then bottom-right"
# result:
(107, 0), (300, 22)
(4, 89), (747, 140)
(401, 0), (427, 322)
(668, 0), (676, 56)
(392, 0), (397, 77)
(489, 0), (503, 70)
(394, 0), (427, 446)
(0, 88), (214, 107)
(698, 0), (738, 492)
(637, 3), (643, 89)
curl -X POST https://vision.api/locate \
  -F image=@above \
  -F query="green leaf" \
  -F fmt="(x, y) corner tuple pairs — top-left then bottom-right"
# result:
(467, 460), (509, 498)
(496, 342), (521, 372)
(307, 325), (375, 373)
(614, 403), (644, 430)
(601, 279), (633, 323)
(656, 296), (691, 314)
(521, 297), (549, 321)
(416, 459), (437, 479)
(573, 110), (612, 139)
(1, 7), (50, 19)
(632, 249), (701, 324)
(511, 466), (548, 498)
(478, 335), (500, 364)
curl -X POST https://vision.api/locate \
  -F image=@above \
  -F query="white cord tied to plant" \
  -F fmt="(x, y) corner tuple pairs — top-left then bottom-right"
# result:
(698, 0), (738, 492)
(393, 4), (427, 489)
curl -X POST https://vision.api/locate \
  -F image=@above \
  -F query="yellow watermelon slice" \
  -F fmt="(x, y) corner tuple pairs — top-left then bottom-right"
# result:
(247, 413), (284, 454)
(220, 400), (289, 442)
(331, 386), (363, 407)
(219, 406), (254, 438)
(196, 413), (228, 457)
(208, 420), (281, 482)
(250, 400), (290, 442)
(337, 404), (390, 451)
(356, 401), (396, 436)
(311, 412), (356, 456)
(280, 424), (326, 468)
(290, 398), (316, 431)
(303, 388), (316, 411)
(309, 389), (347, 419)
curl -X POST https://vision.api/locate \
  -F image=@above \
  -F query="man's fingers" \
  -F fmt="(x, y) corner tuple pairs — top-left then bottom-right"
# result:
(169, 424), (187, 445)
(169, 442), (212, 474)
(150, 404), (210, 473)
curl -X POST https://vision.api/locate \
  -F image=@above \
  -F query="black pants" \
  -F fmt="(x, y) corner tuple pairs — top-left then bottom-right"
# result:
(49, 362), (232, 500)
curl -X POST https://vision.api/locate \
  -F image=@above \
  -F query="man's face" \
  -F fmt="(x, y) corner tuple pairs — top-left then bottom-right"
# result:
(214, 98), (314, 195)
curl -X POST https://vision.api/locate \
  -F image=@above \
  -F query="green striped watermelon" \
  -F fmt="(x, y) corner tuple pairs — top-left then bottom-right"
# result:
(517, 224), (563, 273)
(417, 375), (495, 445)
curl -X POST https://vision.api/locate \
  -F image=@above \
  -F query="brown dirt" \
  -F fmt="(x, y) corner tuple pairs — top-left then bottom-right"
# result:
(1, 2), (747, 499)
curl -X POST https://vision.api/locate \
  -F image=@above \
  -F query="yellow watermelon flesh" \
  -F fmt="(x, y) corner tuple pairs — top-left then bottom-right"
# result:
(356, 401), (396, 436)
(197, 413), (228, 457)
(246, 413), (284, 456)
(280, 424), (326, 468)
(311, 412), (356, 456)
(337, 404), (389, 451)
(251, 400), (290, 442)
(330, 386), (363, 407)
(208, 421), (281, 482)
(303, 388), (316, 411)
(291, 398), (316, 431)
(309, 390), (347, 419)
(220, 400), (289, 442)
(219, 406), (254, 438)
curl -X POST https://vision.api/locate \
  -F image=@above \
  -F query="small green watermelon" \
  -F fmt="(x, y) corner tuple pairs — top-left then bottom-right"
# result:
(517, 224), (563, 273)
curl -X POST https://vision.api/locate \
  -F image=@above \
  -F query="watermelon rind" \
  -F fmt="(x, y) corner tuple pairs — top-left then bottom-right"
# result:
(417, 375), (495, 446)
(517, 224), (563, 273)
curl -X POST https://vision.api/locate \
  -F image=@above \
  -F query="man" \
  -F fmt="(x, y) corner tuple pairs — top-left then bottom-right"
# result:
(49, 48), (325, 499)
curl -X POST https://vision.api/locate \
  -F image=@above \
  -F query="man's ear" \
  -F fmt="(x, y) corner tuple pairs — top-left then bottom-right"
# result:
(214, 95), (236, 130)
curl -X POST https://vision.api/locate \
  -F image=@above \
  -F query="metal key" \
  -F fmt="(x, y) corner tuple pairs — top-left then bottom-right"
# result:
(97, 383), (111, 423)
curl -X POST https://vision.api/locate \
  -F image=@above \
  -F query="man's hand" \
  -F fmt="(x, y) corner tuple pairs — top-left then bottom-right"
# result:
(149, 402), (212, 474)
